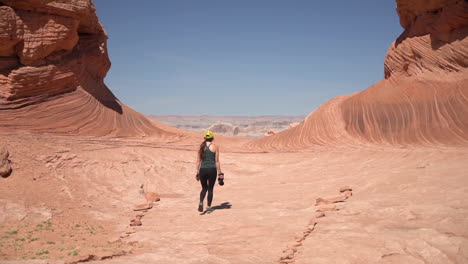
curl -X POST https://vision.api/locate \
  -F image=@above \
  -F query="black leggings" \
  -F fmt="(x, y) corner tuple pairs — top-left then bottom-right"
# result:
(199, 168), (217, 207)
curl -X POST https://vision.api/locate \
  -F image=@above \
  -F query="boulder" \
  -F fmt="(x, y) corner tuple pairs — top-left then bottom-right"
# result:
(0, 143), (12, 177)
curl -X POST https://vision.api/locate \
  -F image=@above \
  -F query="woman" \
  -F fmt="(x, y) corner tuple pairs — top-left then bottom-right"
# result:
(196, 131), (223, 213)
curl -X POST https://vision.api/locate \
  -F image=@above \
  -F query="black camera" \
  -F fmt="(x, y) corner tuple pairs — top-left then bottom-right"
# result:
(218, 173), (224, 186)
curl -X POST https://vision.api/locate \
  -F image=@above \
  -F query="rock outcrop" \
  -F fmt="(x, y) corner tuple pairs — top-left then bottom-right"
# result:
(251, 0), (468, 149)
(208, 122), (241, 136)
(0, 143), (12, 177)
(0, 0), (176, 137)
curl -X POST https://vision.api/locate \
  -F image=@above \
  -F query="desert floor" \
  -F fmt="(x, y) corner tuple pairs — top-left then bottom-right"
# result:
(1, 132), (467, 263)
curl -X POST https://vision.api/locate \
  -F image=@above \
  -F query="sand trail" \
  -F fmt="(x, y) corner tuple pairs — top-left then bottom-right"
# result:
(42, 140), (466, 264)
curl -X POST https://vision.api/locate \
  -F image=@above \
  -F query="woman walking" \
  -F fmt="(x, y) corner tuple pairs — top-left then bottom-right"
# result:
(196, 131), (223, 213)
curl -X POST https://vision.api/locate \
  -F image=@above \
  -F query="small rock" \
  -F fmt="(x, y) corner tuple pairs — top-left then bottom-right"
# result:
(136, 212), (147, 218)
(0, 144), (12, 178)
(339, 186), (352, 193)
(124, 226), (136, 234)
(316, 204), (338, 212)
(145, 192), (161, 203)
(315, 212), (326, 218)
(107, 237), (121, 244)
(308, 219), (317, 226)
(129, 219), (142, 226)
(133, 203), (153, 211)
(315, 198), (328, 206)
(342, 190), (353, 198)
(295, 237), (304, 243)
(279, 251), (293, 260)
(288, 241), (302, 248)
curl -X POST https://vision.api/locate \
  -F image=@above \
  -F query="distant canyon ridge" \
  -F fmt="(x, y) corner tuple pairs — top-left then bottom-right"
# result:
(149, 115), (305, 138)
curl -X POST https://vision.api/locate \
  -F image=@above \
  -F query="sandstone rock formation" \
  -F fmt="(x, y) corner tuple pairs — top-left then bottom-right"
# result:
(208, 122), (241, 136)
(0, 0), (177, 137)
(289, 122), (300, 128)
(0, 143), (12, 177)
(251, 0), (468, 149)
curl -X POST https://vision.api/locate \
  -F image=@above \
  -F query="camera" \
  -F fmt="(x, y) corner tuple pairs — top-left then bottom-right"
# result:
(218, 173), (224, 186)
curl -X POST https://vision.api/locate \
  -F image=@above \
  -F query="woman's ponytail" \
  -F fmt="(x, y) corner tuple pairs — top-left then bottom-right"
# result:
(198, 140), (207, 161)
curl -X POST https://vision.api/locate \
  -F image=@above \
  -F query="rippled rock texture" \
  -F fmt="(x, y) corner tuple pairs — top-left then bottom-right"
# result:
(0, 0), (172, 137)
(252, 0), (468, 149)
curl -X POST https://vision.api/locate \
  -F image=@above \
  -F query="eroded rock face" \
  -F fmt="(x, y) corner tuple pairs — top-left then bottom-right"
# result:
(0, 143), (12, 177)
(385, 0), (468, 78)
(0, 0), (172, 137)
(251, 0), (468, 149)
(343, 0), (468, 145)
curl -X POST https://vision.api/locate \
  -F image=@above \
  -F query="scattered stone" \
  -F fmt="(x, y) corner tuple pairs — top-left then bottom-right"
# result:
(295, 237), (304, 243)
(65, 250), (131, 264)
(133, 203), (153, 211)
(136, 212), (147, 218)
(124, 226), (136, 234)
(315, 193), (351, 206)
(107, 237), (121, 244)
(288, 241), (302, 248)
(339, 186), (353, 192)
(279, 251), (294, 260)
(72, 254), (100, 263)
(308, 219), (317, 226)
(342, 190), (353, 198)
(129, 219), (142, 226)
(315, 212), (326, 218)
(145, 192), (160, 203)
(316, 204), (339, 212)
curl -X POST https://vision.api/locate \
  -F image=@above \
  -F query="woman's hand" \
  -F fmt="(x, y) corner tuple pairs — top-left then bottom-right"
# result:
(218, 172), (224, 179)
(196, 173), (200, 181)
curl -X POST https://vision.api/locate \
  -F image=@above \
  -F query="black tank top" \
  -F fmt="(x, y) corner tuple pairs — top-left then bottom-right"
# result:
(200, 143), (216, 169)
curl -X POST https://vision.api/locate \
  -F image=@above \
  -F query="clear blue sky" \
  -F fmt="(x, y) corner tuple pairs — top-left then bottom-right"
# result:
(94, 0), (402, 116)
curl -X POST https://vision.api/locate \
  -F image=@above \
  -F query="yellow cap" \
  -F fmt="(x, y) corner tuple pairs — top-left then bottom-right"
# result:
(204, 131), (214, 139)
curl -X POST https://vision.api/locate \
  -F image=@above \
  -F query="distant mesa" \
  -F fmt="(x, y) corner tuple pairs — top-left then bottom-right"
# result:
(208, 122), (241, 136)
(289, 122), (300, 129)
(250, 0), (468, 149)
(150, 115), (305, 138)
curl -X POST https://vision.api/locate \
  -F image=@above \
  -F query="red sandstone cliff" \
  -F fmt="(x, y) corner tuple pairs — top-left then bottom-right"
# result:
(251, 0), (468, 149)
(0, 0), (177, 137)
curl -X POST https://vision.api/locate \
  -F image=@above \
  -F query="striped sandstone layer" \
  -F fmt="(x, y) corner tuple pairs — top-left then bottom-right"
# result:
(250, 0), (468, 150)
(0, 0), (179, 138)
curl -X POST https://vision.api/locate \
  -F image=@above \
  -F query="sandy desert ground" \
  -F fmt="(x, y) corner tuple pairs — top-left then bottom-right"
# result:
(1, 132), (467, 263)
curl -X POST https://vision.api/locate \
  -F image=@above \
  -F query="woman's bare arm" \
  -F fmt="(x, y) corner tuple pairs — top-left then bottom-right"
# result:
(196, 156), (201, 173)
(216, 145), (222, 175)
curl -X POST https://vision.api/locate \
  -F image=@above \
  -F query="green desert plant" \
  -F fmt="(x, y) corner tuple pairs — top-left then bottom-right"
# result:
(69, 249), (80, 256)
(35, 249), (49, 255)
